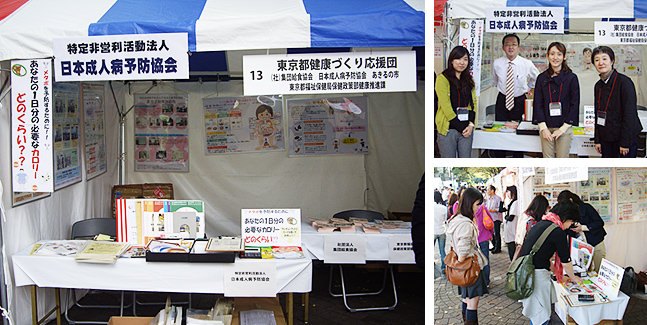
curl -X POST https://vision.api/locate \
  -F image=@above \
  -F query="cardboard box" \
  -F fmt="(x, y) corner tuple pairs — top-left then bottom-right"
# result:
(107, 316), (154, 325)
(231, 297), (287, 325)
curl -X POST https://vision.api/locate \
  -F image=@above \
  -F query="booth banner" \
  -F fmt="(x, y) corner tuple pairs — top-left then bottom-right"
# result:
(576, 168), (612, 222)
(287, 97), (368, 156)
(595, 258), (624, 300)
(203, 96), (284, 154)
(53, 82), (82, 190)
(545, 167), (588, 185)
(81, 83), (107, 180)
(223, 261), (277, 297)
(615, 168), (647, 223)
(243, 51), (417, 95)
(11, 59), (54, 193)
(134, 93), (189, 172)
(53, 33), (189, 82)
(459, 19), (484, 96)
(486, 7), (564, 34)
(241, 209), (301, 247)
(595, 21), (647, 45)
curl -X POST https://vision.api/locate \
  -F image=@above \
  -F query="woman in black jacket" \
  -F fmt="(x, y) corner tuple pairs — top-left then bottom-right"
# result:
(592, 46), (643, 157)
(533, 42), (580, 158)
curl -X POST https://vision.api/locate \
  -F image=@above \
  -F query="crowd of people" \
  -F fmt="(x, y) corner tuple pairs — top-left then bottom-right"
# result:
(434, 184), (608, 325)
(434, 33), (643, 158)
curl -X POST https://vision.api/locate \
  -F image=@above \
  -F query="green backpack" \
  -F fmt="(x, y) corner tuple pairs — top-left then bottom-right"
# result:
(504, 223), (557, 300)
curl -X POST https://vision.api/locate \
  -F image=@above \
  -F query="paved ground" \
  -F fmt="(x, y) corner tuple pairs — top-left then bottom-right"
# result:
(433, 241), (647, 325)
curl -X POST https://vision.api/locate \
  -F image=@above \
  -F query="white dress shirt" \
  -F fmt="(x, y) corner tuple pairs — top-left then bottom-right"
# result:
(492, 55), (540, 97)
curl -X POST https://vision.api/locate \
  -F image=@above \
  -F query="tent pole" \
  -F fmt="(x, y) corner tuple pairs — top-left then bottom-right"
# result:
(119, 113), (126, 185)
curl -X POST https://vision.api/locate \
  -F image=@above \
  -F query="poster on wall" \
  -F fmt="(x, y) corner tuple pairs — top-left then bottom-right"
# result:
(575, 168), (613, 223)
(12, 192), (51, 207)
(82, 83), (107, 180)
(566, 42), (642, 76)
(531, 168), (575, 206)
(519, 40), (549, 72)
(287, 96), (369, 156)
(203, 96), (284, 154)
(480, 34), (494, 90)
(615, 168), (647, 223)
(134, 93), (189, 172)
(53, 82), (83, 190)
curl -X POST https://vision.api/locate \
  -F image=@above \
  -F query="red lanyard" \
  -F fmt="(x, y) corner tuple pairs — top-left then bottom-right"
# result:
(597, 72), (618, 114)
(548, 81), (563, 103)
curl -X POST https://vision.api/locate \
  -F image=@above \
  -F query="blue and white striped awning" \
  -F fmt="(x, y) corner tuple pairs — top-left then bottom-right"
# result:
(447, 0), (647, 19)
(0, 0), (425, 62)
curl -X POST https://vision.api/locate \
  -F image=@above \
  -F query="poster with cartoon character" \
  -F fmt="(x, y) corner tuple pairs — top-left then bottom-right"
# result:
(134, 93), (189, 172)
(203, 96), (284, 154)
(53, 82), (83, 190)
(287, 96), (368, 156)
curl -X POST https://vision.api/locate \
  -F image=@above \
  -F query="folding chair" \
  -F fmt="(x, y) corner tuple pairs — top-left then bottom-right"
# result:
(327, 210), (398, 312)
(66, 218), (130, 324)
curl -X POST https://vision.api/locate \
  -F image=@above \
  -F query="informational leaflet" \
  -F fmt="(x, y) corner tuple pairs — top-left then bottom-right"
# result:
(287, 96), (368, 156)
(459, 19), (484, 95)
(223, 261), (277, 297)
(595, 258), (625, 299)
(53, 33), (189, 82)
(243, 51), (417, 95)
(134, 93), (189, 172)
(11, 59), (54, 193)
(204, 96), (284, 154)
(570, 238), (594, 273)
(615, 168), (647, 223)
(486, 7), (564, 34)
(53, 82), (83, 190)
(241, 209), (301, 247)
(81, 83), (107, 180)
(323, 234), (367, 264)
(576, 168), (613, 222)
(388, 234), (415, 264)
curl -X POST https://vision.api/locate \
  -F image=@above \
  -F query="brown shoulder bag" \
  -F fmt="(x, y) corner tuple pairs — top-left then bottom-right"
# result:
(444, 216), (481, 287)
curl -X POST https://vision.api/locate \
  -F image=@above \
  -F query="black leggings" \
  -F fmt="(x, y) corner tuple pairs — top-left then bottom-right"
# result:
(506, 242), (516, 261)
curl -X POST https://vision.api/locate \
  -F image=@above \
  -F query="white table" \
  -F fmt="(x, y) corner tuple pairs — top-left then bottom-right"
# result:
(13, 241), (312, 325)
(553, 280), (630, 325)
(472, 130), (601, 156)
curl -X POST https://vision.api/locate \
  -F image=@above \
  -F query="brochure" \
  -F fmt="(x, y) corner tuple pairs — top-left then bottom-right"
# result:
(74, 241), (130, 264)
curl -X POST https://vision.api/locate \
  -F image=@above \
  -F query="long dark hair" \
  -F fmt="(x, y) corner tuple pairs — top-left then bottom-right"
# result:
(557, 190), (584, 206)
(506, 186), (517, 202)
(457, 188), (483, 219)
(525, 195), (549, 222)
(545, 42), (572, 77)
(550, 200), (581, 223)
(448, 193), (459, 215)
(442, 46), (475, 107)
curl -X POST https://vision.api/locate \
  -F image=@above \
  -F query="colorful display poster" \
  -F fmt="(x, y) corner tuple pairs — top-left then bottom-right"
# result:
(459, 19), (484, 95)
(204, 96), (284, 154)
(82, 83), (107, 180)
(241, 209), (301, 247)
(134, 93), (189, 172)
(567, 42), (641, 76)
(53, 82), (83, 190)
(576, 168), (612, 222)
(11, 59), (54, 193)
(287, 96), (369, 156)
(531, 168), (575, 206)
(615, 168), (647, 223)
(570, 237), (594, 273)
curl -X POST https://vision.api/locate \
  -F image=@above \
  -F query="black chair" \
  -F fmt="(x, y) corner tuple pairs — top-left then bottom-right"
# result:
(328, 210), (398, 312)
(66, 218), (129, 324)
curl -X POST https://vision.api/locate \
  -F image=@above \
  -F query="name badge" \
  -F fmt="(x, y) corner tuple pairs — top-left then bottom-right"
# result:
(597, 112), (606, 126)
(457, 107), (469, 122)
(549, 102), (562, 117)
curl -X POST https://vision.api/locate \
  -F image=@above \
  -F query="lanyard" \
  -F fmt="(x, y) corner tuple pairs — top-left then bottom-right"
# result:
(597, 72), (618, 114)
(548, 80), (563, 103)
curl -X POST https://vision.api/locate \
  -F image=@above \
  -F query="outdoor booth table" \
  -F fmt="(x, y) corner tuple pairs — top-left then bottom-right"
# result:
(552, 280), (630, 325)
(13, 242), (312, 325)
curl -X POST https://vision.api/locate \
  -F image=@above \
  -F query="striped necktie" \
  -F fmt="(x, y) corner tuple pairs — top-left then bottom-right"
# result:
(506, 61), (514, 111)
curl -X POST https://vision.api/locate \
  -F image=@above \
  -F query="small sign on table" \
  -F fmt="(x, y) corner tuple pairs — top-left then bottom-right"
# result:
(388, 234), (415, 264)
(241, 209), (301, 247)
(323, 234), (366, 264)
(224, 261), (277, 297)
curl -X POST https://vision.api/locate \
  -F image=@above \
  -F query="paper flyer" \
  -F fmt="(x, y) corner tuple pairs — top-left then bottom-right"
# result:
(134, 93), (189, 172)
(81, 82), (107, 180)
(203, 96), (284, 154)
(53, 82), (83, 190)
(287, 96), (369, 156)
(615, 168), (647, 223)
(570, 238), (594, 273)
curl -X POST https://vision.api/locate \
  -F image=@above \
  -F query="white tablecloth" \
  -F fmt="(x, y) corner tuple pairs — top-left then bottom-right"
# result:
(301, 222), (410, 261)
(472, 130), (600, 156)
(553, 280), (630, 325)
(12, 242), (312, 293)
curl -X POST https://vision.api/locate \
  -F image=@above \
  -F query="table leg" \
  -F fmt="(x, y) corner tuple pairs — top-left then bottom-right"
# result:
(288, 293), (293, 325)
(304, 293), (309, 324)
(55, 288), (61, 325)
(31, 286), (37, 325)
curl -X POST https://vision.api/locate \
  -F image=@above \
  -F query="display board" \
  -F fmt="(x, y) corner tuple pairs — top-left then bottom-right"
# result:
(615, 168), (647, 223)
(134, 93), (189, 172)
(203, 96), (284, 154)
(531, 168), (575, 206)
(519, 40), (549, 72)
(480, 34), (494, 90)
(287, 96), (369, 156)
(81, 82), (107, 180)
(566, 42), (642, 76)
(53, 82), (83, 190)
(11, 192), (50, 207)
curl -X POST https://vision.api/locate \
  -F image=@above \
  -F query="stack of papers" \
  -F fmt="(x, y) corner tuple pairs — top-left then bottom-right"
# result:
(74, 241), (130, 264)
(31, 241), (86, 256)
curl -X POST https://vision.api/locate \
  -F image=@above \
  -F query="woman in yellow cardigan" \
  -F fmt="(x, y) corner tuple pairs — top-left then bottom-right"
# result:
(435, 46), (478, 158)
